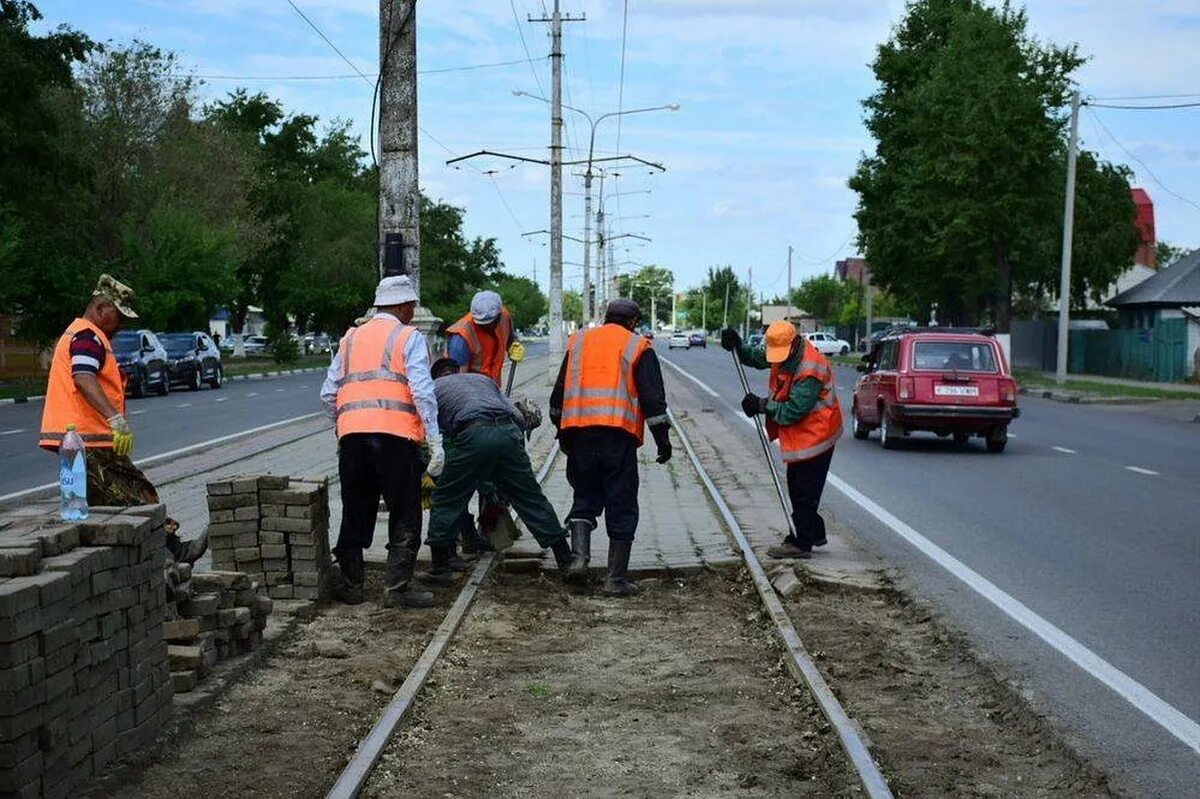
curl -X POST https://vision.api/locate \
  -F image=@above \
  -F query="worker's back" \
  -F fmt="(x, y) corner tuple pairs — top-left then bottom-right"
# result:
(434, 372), (519, 435)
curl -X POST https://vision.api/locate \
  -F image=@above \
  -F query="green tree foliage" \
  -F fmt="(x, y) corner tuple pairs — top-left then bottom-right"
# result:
(420, 196), (503, 325)
(616, 265), (674, 327)
(850, 0), (1136, 330)
(790, 275), (844, 320)
(562, 290), (584, 325)
(680, 266), (748, 332)
(492, 275), (547, 329)
(1155, 241), (1189, 269)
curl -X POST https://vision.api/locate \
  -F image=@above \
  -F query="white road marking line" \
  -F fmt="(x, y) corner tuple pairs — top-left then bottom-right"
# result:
(1125, 466), (1159, 476)
(275, 388), (286, 393)
(660, 354), (720, 397)
(247, 392), (259, 397)
(1052, 446), (1076, 454)
(0, 429), (24, 436)
(129, 410), (146, 416)
(665, 359), (1200, 755)
(175, 403), (192, 408)
(214, 397), (229, 403)
(0, 412), (324, 505)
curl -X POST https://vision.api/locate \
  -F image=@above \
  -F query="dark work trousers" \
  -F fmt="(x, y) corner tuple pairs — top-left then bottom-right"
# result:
(564, 427), (640, 542)
(335, 433), (423, 581)
(784, 447), (835, 549)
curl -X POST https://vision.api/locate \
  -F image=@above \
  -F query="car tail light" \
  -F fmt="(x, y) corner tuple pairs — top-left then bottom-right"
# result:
(1001, 379), (1016, 402)
(898, 377), (914, 400)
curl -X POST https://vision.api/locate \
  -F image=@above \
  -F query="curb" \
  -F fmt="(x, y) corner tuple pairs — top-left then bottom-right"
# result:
(1018, 386), (1153, 406)
(0, 366), (327, 406)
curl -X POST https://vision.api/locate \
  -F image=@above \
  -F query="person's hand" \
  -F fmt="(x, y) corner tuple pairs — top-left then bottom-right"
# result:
(425, 434), (445, 478)
(420, 474), (436, 510)
(741, 393), (768, 418)
(508, 341), (526, 363)
(514, 397), (542, 437)
(720, 328), (742, 352)
(107, 414), (134, 457)
(651, 424), (673, 464)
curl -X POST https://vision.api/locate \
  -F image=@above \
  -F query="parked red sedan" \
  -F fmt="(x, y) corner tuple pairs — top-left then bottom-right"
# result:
(851, 329), (1019, 452)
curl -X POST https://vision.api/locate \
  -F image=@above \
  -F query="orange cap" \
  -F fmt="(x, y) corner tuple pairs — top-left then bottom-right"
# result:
(764, 321), (798, 363)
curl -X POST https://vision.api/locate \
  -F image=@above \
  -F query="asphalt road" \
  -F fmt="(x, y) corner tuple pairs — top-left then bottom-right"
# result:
(660, 344), (1200, 794)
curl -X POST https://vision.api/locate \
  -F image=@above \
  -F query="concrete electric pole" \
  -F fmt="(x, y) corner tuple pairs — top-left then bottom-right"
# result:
(1055, 90), (1081, 385)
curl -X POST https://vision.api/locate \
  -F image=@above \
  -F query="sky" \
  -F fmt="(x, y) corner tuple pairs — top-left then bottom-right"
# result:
(36, 0), (1200, 301)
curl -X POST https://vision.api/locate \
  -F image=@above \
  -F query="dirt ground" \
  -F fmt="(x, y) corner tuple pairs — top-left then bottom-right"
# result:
(366, 570), (865, 798)
(93, 571), (454, 799)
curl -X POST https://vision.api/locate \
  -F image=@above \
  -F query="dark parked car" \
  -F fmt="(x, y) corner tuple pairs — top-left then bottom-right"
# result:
(851, 330), (1019, 452)
(112, 330), (170, 398)
(688, 332), (707, 348)
(160, 331), (223, 390)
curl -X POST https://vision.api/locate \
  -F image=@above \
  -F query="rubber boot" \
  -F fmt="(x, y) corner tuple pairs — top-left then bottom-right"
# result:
(384, 552), (435, 607)
(460, 513), (494, 554)
(331, 554), (365, 605)
(566, 520), (591, 582)
(447, 540), (470, 573)
(420, 544), (456, 587)
(550, 538), (574, 575)
(603, 539), (639, 597)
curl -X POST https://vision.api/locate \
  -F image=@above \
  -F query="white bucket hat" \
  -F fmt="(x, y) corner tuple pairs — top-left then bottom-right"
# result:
(470, 290), (502, 325)
(374, 275), (419, 307)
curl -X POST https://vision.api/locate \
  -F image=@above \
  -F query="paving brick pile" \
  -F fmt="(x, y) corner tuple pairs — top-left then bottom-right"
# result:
(205, 475), (331, 601)
(0, 504), (172, 798)
(161, 568), (273, 694)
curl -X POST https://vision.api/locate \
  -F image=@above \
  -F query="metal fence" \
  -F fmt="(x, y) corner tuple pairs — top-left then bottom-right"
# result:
(1069, 318), (1188, 383)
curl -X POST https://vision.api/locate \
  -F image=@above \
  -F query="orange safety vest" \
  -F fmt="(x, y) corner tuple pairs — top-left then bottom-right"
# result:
(560, 323), (651, 445)
(334, 316), (426, 441)
(40, 318), (126, 451)
(766, 339), (843, 463)
(445, 307), (513, 386)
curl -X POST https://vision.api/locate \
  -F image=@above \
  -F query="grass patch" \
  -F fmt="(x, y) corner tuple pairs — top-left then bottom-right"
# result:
(524, 683), (551, 698)
(0, 376), (46, 401)
(1013, 369), (1200, 401)
(831, 354), (864, 367)
(221, 354), (328, 377)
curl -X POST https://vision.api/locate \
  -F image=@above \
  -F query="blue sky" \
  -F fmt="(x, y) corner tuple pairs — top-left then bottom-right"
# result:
(37, 0), (1200, 299)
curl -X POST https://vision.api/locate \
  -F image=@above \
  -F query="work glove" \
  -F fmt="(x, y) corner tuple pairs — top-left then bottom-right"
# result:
(513, 397), (542, 438)
(420, 474), (436, 510)
(741, 393), (768, 418)
(651, 424), (673, 464)
(508, 341), (526, 363)
(425, 434), (445, 478)
(720, 328), (742, 352)
(107, 414), (134, 457)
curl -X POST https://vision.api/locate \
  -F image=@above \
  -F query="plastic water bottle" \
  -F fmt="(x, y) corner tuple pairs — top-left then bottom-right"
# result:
(59, 425), (89, 521)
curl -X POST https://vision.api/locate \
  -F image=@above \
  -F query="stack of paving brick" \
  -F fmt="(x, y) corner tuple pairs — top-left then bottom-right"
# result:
(0, 504), (172, 798)
(205, 475), (331, 601)
(160, 571), (273, 693)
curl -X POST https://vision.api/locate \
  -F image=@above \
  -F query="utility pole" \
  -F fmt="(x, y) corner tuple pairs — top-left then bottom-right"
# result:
(531, 1), (584, 357)
(723, 282), (731, 329)
(787, 245), (793, 303)
(1055, 90), (1081, 385)
(701, 292), (707, 333)
(671, 290), (678, 330)
(745, 266), (753, 338)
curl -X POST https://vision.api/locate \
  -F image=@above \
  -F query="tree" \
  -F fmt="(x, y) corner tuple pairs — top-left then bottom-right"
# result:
(420, 196), (503, 325)
(680, 266), (748, 332)
(850, 0), (1135, 330)
(562, 290), (584, 325)
(1156, 241), (1188, 268)
(492, 275), (547, 329)
(790, 275), (845, 321)
(617, 265), (674, 327)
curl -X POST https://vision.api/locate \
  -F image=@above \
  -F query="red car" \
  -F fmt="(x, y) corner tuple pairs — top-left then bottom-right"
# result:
(850, 330), (1019, 452)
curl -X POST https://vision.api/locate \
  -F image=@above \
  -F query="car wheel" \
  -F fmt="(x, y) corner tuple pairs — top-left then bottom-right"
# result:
(851, 404), (870, 440)
(840, 345), (850, 355)
(132, 369), (149, 399)
(209, 365), (223, 389)
(953, 432), (971, 447)
(189, 368), (203, 391)
(156, 370), (170, 396)
(986, 427), (1007, 453)
(880, 409), (904, 450)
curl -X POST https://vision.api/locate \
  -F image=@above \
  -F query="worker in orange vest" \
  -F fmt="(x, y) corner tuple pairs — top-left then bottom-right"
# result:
(443, 289), (526, 556)
(721, 322), (844, 559)
(39, 274), (206, 563)
(550, 298), (672, 596)
(319, 275), (442, 608)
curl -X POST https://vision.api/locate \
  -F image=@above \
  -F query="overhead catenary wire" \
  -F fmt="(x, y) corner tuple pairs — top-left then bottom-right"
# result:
(186, 57), (547, 81)
(1085, 106), (1200, 216)
(1086, 101), (1200, 110)
(509, 0), (547, 97)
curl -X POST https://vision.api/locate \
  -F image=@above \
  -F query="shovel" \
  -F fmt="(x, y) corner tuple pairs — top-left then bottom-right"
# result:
(728, 349), (800, 543)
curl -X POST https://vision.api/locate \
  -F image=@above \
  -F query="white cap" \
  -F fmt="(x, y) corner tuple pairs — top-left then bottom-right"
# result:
(374, 275), (419, 307)
(470, 290), (502, 325)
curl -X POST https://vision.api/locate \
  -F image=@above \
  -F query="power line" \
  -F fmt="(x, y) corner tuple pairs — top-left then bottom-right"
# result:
(283, 0), (370, 82)
(612, 0), (631, 237)
(1089, 92), (1200, 102)
(1086, 101), (1200, 110)
(187, 58), (546, 82)
(509, 0), (547, 97)
(792, 232), (856, 268)
(486, 172), (526, 230)
(1086, 106), (1200, 216)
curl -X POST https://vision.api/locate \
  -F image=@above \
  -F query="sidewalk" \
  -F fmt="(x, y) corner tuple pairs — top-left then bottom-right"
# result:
(1027, 371), (1200, 401)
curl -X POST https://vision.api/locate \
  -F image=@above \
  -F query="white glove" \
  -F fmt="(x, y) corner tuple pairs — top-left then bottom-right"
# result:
(425, 435), (445, 478)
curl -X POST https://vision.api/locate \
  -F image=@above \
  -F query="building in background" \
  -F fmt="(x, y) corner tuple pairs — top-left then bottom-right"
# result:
(1133, 188), (1156, 268)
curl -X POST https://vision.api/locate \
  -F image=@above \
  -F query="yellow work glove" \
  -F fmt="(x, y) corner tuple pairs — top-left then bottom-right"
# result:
(507, 341), (526, 363)
(420, 474), (436, 510)
(107, 413), (134, 458)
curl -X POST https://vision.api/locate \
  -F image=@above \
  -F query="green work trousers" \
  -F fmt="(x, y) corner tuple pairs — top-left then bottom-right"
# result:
(427, 420), (565, 548)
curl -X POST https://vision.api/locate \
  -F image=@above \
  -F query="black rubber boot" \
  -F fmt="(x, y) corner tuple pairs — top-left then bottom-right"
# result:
(603, 539), (639, 597)
(383, 585), (435, 608)
(332, 554), (365, 605)
(566, 520), (591, 581)
(420, 545), (456, 587)
(460, 513), (494, 554)
(550, 538), (574, 575)
(447, 541), (470, 572)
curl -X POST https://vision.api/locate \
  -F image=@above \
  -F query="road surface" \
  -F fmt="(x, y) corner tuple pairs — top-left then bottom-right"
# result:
(660, 344), (1200, 796)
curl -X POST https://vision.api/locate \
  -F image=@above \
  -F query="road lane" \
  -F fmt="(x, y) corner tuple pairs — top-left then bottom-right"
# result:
(659, 345), (1200, 773)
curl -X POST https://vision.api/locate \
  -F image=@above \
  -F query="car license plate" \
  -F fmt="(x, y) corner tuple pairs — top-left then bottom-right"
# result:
(935, 385), (979, 397)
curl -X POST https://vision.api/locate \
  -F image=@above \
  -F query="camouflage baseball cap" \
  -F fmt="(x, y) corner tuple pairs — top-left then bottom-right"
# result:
(92, 274), (138, 319)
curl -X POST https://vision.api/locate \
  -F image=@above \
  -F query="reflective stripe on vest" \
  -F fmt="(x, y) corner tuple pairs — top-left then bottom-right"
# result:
(769, 340), (844, 463)
(560, 324), (649, 444)
(445, 309), (512, 386)
(334, 318), (425, 441)
(39, 318), (125, 450)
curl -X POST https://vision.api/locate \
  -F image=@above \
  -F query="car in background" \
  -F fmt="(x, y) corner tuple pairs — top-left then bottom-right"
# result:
(668, 332), (691, 350)
(112, 330), (170, 398)
(160, 331), (223, 391)
(642, 328), (655, 341)
(688, 332), (707, 348)
(806, 331), (851, 356)
(242, 335), (270, 356)
(851, 329), (1018, 452)
(748, 332), (764, 347)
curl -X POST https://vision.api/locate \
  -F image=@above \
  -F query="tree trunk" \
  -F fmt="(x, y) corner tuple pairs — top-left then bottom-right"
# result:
(994, 245), (1012, 333)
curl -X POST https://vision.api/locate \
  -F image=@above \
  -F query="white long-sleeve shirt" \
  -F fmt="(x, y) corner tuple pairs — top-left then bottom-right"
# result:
(318, 313), (440, 438)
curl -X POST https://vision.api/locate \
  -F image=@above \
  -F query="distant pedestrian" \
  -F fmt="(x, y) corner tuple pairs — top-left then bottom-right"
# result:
(421, 358), (573, 585)
(722, 322), (843, 559)
(320, 275), (443, 608)
(550, 298), (673, 596)
(39, 274), (206, 563)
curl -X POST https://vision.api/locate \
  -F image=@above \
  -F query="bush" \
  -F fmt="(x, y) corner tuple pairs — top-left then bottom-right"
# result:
(266, 323), (299, 364)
